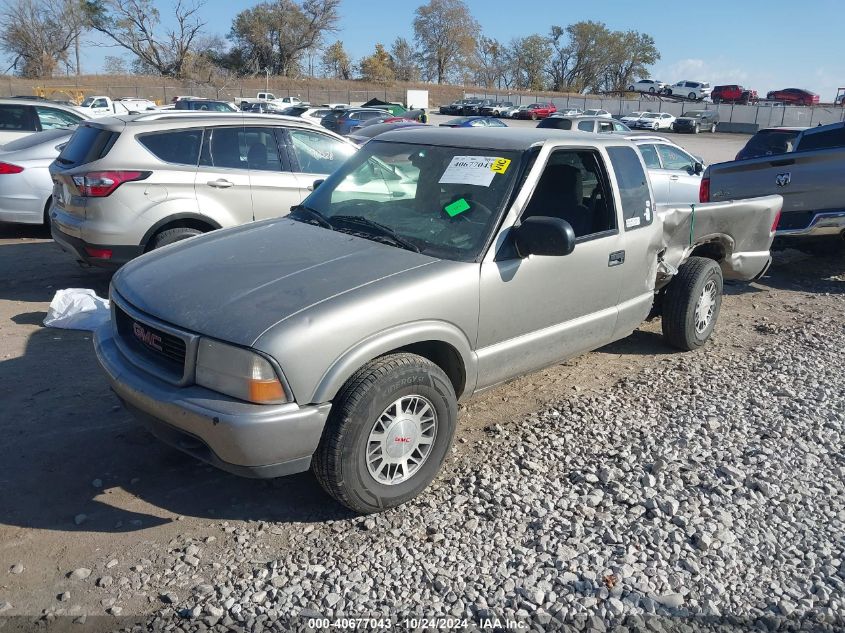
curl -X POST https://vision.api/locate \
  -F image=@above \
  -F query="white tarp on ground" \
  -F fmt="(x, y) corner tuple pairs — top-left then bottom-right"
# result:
(43, 288), (110, 331)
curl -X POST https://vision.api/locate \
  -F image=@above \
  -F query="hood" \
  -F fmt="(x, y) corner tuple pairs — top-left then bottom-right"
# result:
(113, 219), (438, 346)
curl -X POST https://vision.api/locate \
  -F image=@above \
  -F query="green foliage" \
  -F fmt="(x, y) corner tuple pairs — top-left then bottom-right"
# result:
(359, 43), (394, 84)
(413, 0), (479, 84)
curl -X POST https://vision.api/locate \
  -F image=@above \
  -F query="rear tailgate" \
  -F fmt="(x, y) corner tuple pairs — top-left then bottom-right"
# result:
(708, 148), (845, 230)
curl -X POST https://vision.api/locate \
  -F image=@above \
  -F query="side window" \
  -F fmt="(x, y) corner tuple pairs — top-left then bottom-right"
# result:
(613, 122), (627, 132)
(242, 127), (282, 171)
(36, 107), (82, 130)
(638, 144), (662, 169)
(521, 149), (615, 239)
(577, 120), (594, 132)
(607, 146), (652, 230)
(138, 129), (203, 165)
(200, 127), (246, 169)
(598, 121), (613, 133)
(656, 144), (695, 171)
(287, 129), (355, 174)
(93, 99), (108, 108)
(0, 104), (34, 131)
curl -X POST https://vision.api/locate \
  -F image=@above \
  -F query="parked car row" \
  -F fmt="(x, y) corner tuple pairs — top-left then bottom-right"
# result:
(627, 79), (824, 105)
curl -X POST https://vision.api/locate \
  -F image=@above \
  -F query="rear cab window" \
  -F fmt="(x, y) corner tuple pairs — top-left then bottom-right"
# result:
(607, 146), (652, 230)
(55, 124), (119, 168)
(796, 126), (845, 152)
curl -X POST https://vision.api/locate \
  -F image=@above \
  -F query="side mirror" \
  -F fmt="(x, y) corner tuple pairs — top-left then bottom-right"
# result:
(312, 179), (324, 191)
(512, 216), (576, 258)
(693, 161), (704, 175)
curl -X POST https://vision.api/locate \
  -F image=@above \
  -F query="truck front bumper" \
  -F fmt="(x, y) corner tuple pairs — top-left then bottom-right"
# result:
(94, 324), (331, 478)
(776, 211), (845, 238)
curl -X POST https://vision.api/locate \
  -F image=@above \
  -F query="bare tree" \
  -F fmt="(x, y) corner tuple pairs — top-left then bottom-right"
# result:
(413, 0), (479, 84)
(82, 0), (206, 78)
(321, 40), (351, 79)
(1, 0), (85, 77)
(229, 0), (340, 77)
(390, 37), (419, 83)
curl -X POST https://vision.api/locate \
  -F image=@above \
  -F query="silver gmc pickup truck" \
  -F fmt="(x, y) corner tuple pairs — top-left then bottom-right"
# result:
(94, 128), (780, 513)
(702, 121), (845, 239)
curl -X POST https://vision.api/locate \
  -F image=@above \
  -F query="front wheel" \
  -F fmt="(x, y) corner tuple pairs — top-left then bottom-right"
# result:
(688, 92), (697, 100)
(649, 87), (656, 93)
(313, 353), (458, 514)
(662, 257), (723, 351)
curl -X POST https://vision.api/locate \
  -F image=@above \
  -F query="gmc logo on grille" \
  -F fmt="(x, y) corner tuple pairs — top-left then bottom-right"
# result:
(132, 322), (163, 352)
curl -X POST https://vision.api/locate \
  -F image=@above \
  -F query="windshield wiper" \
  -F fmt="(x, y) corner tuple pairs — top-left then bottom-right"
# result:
(290, 204), (333, 229)
(331, 215), (421, 253)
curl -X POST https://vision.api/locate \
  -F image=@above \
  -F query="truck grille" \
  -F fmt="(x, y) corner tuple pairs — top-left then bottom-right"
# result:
(114, 304), (187, 371)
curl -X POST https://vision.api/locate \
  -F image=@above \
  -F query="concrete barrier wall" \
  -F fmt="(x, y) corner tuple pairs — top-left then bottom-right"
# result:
(466, 91), (845, 132)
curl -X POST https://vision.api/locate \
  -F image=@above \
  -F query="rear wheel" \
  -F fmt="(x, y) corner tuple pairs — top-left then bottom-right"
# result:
(694, 123), (700, 134)
(662, 257), (723, 351)
(711, 122), (717, 132)
(531, 112), (537, 121)
(148, 226), (203, 250)
(313, 353), (458, 514)
(42, 196), (53, 226)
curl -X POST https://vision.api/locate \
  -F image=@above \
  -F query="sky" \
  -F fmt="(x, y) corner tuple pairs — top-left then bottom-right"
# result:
(76, 0), (845, 101)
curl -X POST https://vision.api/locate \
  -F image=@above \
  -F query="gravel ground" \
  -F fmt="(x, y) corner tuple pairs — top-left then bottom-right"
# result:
(119, 283), (843, 632)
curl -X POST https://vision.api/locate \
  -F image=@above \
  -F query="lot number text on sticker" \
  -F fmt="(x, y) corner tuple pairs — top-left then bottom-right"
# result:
(439, 156), (510, 187)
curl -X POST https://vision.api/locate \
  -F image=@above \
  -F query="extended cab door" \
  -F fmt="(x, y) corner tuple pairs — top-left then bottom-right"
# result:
(475, 147), (625, 389)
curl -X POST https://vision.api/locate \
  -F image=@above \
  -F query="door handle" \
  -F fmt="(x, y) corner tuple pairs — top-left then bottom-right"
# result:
(608, 250), (625, 267)
(669, 175), (680, 181)
(207, 179), (234, 188)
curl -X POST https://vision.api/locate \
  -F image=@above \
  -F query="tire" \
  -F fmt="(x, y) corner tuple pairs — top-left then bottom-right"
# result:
(531, 112), (537, 121)
(711, 122), (717, 133)
(649, 87), (656, 93)
(694, 123), (700, 134)
(688, 92), (697, 100)
(662, 256), (723, 351)
(148, 226), (203, 250)
(313, 352), (458, 514)
(628, 85), (635, 92)
(42, 196), (53, 226)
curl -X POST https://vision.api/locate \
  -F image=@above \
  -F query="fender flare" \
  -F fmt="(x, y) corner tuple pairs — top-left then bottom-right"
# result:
(309, 320), (478, 404)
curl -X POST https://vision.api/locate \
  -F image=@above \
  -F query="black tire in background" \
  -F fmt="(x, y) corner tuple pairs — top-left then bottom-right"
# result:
(148, 226), (203, 250)
(662, 256), (724, 351)
(313, 353), (458, 514)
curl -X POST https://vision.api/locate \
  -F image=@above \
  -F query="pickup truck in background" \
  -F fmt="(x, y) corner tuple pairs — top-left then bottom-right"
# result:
(702, 121), (845, 239)
(94, 128), (780, 513)
(238, 93), (302, 110)
(75, 96), (158, 117)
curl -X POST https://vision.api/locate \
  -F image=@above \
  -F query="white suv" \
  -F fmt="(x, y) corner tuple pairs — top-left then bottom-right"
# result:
(665, 81), (711, 100)
(628, 79), (666, 93)
(49, 112), (356, 268)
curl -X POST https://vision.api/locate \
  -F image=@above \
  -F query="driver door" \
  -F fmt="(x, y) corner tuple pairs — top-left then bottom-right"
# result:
(475, 148), (624, 389)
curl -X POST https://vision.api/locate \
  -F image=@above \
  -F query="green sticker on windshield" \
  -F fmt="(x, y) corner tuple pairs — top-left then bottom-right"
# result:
(444, 198), (470, 217)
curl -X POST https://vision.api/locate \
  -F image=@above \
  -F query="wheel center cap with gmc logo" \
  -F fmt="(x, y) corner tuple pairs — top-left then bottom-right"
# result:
(385, 419), (418, 458)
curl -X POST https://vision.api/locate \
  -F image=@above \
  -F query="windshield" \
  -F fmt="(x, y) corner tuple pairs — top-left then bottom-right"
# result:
(292, 140), (524, 262)
(80, 97), (95, 107)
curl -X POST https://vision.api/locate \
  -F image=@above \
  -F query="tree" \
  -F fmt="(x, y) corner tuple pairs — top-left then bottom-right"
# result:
(390, 36), (419, 83)
(474, 36), (506, 89)
(413, 0), (479, 84)
(0, 0), (85, 78)
(228, 0), (340, 77)
(103, 55), (127, 74)
(602, 31), (659, 92)
(510, 34), (549, 91)
(359, 43), (394, 84)
(83, 0), (206, 78)
(321, 40), (351, 79)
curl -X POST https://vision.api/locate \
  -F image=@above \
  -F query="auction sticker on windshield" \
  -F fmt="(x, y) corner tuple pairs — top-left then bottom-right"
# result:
(439, 156), (505, 187)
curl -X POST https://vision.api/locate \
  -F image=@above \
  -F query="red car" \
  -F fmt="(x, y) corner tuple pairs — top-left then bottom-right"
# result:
(515, 103), (557, 120)
(765, 88), (819, 106)
(711, 84), (757, 104)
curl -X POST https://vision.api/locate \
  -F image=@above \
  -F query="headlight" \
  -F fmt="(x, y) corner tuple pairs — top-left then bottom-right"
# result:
(195, 338), (288, 404)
